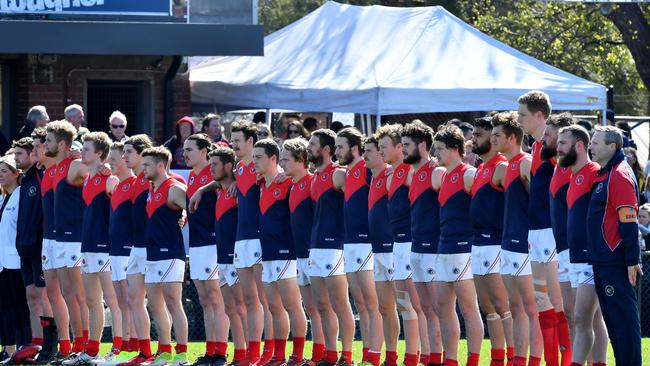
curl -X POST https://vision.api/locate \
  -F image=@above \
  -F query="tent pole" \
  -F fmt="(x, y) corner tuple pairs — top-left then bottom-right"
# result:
(376, 114), (381, 132)
(265, 108), (272, 127)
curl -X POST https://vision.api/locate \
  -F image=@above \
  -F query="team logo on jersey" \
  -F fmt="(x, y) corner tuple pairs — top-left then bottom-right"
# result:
(200, 176), (208, 184)
(483, 260), (490, 267)
(28, 186), (37, 197)
(321, 173), (329, 181)
(576, 175), (584, 185)
(482, 169), (489, 178)
(544, 249), (551, 256)
(250, 166), (256, 174)
(140, 177), (146, 185)
(205, 267), (211, 274)
(189, 176), (195, 185)
(397, 170), (404, 178)
(353, 169), (360, 178)
(452, 267), (460, 275)
(356, 258), (362, 264)
(155, 193), (162, 201)
(254, 251), (260, 258)
(427, 268), (434, 275)
(49, 169), (56, 177)
(237, 166), (244, 176)
(451, 173), (459, 183)
(325, 264), (332, 270)
(59, 165), (65, 173)
(158, 270), (164, 276)
(94, 177), (101, 185)
(98, 259), (104, 266)
(299, 181), (306, 190)
(376, 179), (383, 188)
(405, 264), (411, 271)
(513, 262), (519, 269)
(122, 183), (131, 191)
(418, 171), (427, 182)
(273, 189), (281, 197)
(595, 182), (604, 193)
(605, 285), (614, 296)
(72, 255), (78, 261)
(231, 271), (237, 277)
(510, 162), (518, 170)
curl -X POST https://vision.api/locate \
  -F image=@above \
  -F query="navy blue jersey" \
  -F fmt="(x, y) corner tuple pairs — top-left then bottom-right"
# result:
(289, 174), (314, 259)
(259, 179), (295, 261)
(145, 178), (185, 261)
(408, 163), (439, 254)
(41, 165), (57, 240)
(109, 176), (135, 257)
(387, 163), (411, 243)
(187, 166), (217, 248)
(81, 173), (111, 253)
(343, 160), (371, 243)
(549, 166), (572, 253)
(215, 187), (237, 264)
(502, 153), (530, 253)
(470, 154), (506, 246)
(567, 162), (599, 263)
(235, 160), (260, 241)
(53, 158), (84, 243)
(529, 140), (554, 229)
(130, 172), (150, 248)
(438, 163), (473, 254)
(368, 168), (393, 253)
(311, 163), (345, 250)
(16, 165), (43, 258)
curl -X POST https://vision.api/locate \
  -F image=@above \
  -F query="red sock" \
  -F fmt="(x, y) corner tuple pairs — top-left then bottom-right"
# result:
(263, 339), (274, 354)
(311, 343), (325, 362)
(273, 339), (287, 360)
(248, 341), (261, 363)
(292, 337), (305, 360)
(234, 349), (247, 361)
(175, 344), (187, 354)
(385, 351), (398, 366)
(215, 342), (227, 357)
(404, 353), (419, 366)
(420, 353), (430, 365)
(128, 338), (138, 352)
(82, 330), (89, 344)
(59, 339), (71, 356)
(444, 359), (458, 366)
(490, 349), (505, 366)
(112, 336), (123, 352)
(139, 339), (152, 357)
(85, 340), (100, 357)
(506, 348), (515, 366)
(430, 353), (443, 365)
(466, 353), (480, 366)
(368, 351), (381, 366)
(32, 338), (43, 346)
(341, 351), (352, 364)
(528, 356), (541, 366)
(539, 309), (559, 366)
(72, 337), (85, 353)
(325, 350), (338, 364)
(556, 311), (572, 366)
(512, 356), (526, 366)
(158, 344), (172, 355)
(206, 341), (217, 356)
(362, 348), (369, 362)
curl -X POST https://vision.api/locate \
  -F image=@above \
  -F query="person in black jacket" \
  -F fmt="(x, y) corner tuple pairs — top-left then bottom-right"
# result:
(16, 106), (49, 141)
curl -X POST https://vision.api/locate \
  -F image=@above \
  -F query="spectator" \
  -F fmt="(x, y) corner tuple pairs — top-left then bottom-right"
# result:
(200, 114), (228, 144)
(285, 120), (309, 139)
(163, 116), (195, 169)
(17, 106), (49, 140)
(257, 123), (272, 140)
(638, 203), (650, 251)
(329, 121), (344, 134)
(615, 120), (637, 149)
(107, 110), (129, 142)
(576, 119), (593, 134)
(64, 104), (89, 142)
(624, 147), (646, 203)
(303, 117), (318, 134)
(253, 111), (266, 124)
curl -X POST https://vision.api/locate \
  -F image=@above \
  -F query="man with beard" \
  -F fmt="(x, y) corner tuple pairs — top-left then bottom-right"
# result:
(334, 127), (382, 366)
(555, 126), (608, 366)
(307, 129), (355, 366)
(469, 117), (514, 366)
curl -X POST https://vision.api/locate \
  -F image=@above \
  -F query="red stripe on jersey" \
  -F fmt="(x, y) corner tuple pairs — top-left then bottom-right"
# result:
(259, 179), (292, 214)
(567, 162), (599, 208)
(215, 187), (237, 220)
(550, 166), (572, 198)
(368, 168), (388, 209)
(187, 165), (212, 198)
(311, 163), (338, 202)
(388, 163), (410, 199)
(111, 176), (136, 210)
(289, 174), (313, 213)
(439, 163), (471, 206)
(53, 157), (74, 190)
(408, 163), (434, 204)
(82, 173), (109, 205)
(41, 165), (57, 196)
(344, 160), (369, 201)
(503, 153), (529, 191)
(130, 172), (150, 203)
(471, 154), (506, 197)
(146, 178), (177, 218)
(236, 160), (258, 196)
(531, 140), (556, 175)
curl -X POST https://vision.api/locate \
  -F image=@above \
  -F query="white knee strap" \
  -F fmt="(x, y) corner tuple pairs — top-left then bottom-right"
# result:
(486, 312), (500, 321)
(395, 290), (417, 320)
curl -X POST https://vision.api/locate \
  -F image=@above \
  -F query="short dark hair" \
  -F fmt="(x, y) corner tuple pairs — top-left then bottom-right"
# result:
(303, 117), (318, 131)
(473, 116), (493, 131)
(375, 124), (402, 146)
(364, 136), (378, 149)
(434, 125), (465, 157)
(401, 120), (434, 151)
(558, 125), (590, 150)
(208, 146), (236, 166)
(142, 146), (172, 165)
(124, 134), (153, 154)
(330, 121), (344, 134)
(82, 131), (112, 161)
(282, 138), (309, 168)
(186, 133), (213, 152)
(31, 127), (47, 143)
(492, 111), (523, 144)
(337, 127), (364, 153)
(201, 114), (220, 131)
(254, 138), (280, 160)
(518, 90), (552, 118)
(458, 122), (474, 137)
(576, 120), (593, 132)
(231, 121), (259, 144)
(311, 129), (336, 156)
(546, 112), (575, 129)
(12, 137), (34, 153)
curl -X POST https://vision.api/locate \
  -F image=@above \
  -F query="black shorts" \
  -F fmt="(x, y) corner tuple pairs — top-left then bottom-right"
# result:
(20, 255), (45, 288)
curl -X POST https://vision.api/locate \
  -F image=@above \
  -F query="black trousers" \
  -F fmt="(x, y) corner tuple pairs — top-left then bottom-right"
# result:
(0, 268), (31, 347)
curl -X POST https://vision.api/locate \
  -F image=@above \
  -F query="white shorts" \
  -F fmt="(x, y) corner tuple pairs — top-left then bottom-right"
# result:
(218, 263), (239, 288)
(262, 260), (297, 283)
(373, 252), (394, 282)
(189, 246), (219, 281)
(343, 243), (374, 273)
(308, 248), (344, 278)
(570, 263), (595, 288)
(110, 256), (129, 282)
(42, 239), (65, 270)
(411, 252), (437, 283)
(435, 253), (473, 282)
(297, 258), (311, 287)
(471, 245), (501, 276)
(58, 242), (83, 269)
(81, 252), (111, 274)
(393, 242), (413, 281)
(557, 250), (571, 283)
(500, 250), (531, 277)
(127, 247), (147, 275)
(528, 229), (557, 263)
(233, 239), (263, 269)
(144, 259), (186, 284)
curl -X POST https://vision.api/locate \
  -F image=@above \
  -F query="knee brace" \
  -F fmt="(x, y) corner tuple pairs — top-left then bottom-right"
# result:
(395, 290), (417, 320)
(533, 280), (553, 310)
(500, 311), (512, 320)
(486, 312), (500, 322)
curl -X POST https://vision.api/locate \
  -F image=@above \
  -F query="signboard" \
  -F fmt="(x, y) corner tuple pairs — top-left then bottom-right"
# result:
(0, 0), (172, 16)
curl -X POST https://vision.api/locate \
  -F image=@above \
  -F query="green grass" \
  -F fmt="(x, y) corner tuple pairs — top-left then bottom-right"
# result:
(98, 339), (650, 365)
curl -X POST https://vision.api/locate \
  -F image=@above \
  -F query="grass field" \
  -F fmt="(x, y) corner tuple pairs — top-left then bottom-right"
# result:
(97, 339), (650, 365)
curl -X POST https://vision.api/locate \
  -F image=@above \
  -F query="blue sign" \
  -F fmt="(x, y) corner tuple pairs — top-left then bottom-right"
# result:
(0, 0), (172, 16)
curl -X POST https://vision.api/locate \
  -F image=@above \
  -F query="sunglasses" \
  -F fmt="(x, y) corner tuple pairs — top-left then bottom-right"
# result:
(259, 131), (269, 136)
(111, 124), (126, 129)
(288, 129), (300, 134)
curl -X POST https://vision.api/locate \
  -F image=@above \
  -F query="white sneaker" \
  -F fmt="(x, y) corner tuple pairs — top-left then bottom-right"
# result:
(63, 352), (99, 366)
(98, 352), (140, 366)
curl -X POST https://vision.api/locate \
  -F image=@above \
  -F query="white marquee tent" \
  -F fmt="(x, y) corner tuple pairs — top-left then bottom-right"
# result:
(190, 1), (606, 119)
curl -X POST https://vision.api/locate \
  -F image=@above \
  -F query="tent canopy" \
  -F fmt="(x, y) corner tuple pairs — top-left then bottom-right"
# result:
(190, 1), (606, 115)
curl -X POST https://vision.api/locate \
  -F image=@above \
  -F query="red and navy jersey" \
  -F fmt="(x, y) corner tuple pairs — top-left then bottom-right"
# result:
(215, 187), (237, 264)
(549, 166), (572, 253)
(145, 178), (185, 261)
(438, 163), (473, 254)
(387, 163), (411, 243)
(470, 154), (506, 246)
(109, 176), (136, 257)
(502, 153), (530, 253)
(187, 166), (217, 248)
(289, 174), (314, 259)
(311, 163), (344, 249)
(41, 165), (57, 240)
(235, 160), (260, 241)
(587, 150), (639, 266)
(260, 179), (295, 261)
(53, 158), (85, 243)
(130, 172), (150, 248)
(567, 162), (599, 264)
(344, 160), (371, 243)
(529, 140), (555, 229)
(408, 163), (439, 254)
(368, 168), (393, 253)
(81, 173), (111, 253)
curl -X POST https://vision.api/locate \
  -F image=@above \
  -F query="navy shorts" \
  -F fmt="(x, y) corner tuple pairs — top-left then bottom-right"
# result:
(21, 255), (45, 288)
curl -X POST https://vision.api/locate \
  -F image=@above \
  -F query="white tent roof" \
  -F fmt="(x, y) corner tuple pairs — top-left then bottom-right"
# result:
(190, 1), (606, 115)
